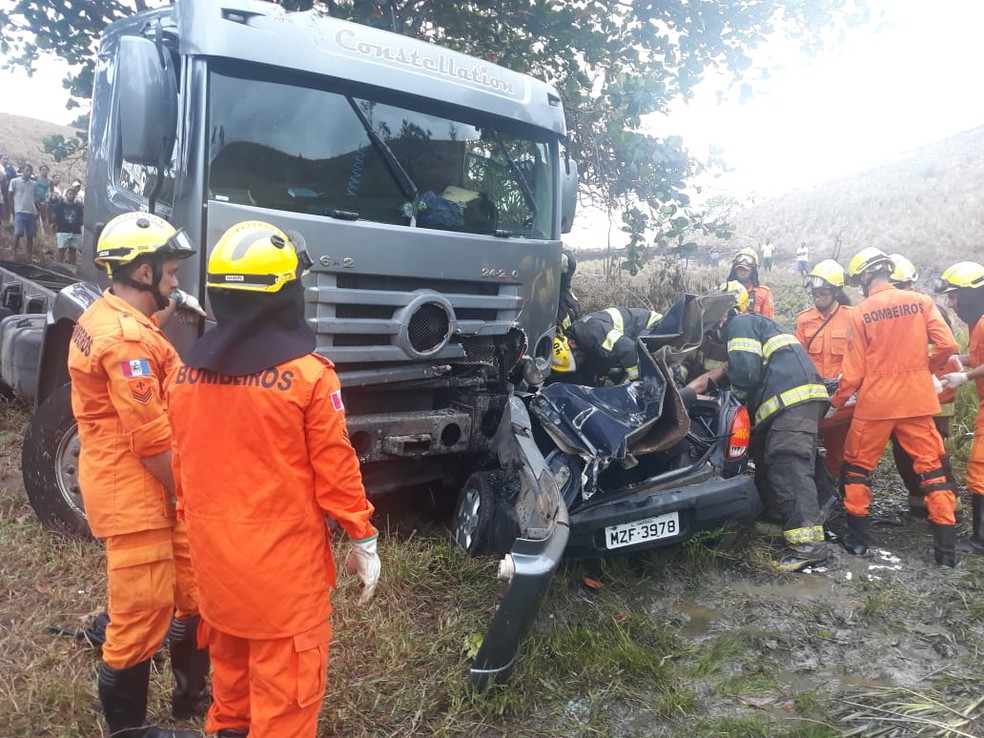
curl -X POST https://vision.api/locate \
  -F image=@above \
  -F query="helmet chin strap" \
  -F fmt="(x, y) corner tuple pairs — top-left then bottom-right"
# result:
(859, 272), (874, 297)
(118, 259), (169, 311)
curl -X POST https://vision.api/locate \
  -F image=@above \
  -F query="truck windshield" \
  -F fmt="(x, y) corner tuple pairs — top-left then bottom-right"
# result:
(207, 66), (557, 238)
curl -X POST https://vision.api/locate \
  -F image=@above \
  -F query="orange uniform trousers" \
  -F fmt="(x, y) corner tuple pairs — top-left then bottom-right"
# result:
(102, 521), (198, 668)
(967, 318), (984, 499)
(819, 414), (851, 478)
(842, 416), (956, 525)
(202, 619), (331, 738)
(969, 412), (984, 496)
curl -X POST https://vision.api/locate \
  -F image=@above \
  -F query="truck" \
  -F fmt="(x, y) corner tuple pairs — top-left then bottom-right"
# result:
(8, 0), (576, 689)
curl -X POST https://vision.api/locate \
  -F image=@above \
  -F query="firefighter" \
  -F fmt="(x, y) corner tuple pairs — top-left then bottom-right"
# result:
(557, 248), (583, 331)
(711, 283), (831, 571)
(934, 260), (984, 554)
(165, 221), (380, 738)
(551, 306), (662, 385)
(793, 259), (854, 477)
(68, 212), (205, 738)
(888, 254), (962, 517)
(727, 247), (775, 318)
(829, 248), (960, 566)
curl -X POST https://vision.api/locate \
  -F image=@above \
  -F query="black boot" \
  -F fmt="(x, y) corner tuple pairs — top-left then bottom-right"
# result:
(931, 522), (958, 567)
(169, 616), (210, 720)
(907, 493), (928, 519)
(98, 660), (200, 737)
(956, 495), (984, 554)
(841, 514), (868, 555)
(773, 542), (829, 572)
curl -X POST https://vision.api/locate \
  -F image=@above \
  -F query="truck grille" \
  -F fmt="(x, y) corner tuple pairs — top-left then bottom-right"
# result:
(308, 272), (521, 367)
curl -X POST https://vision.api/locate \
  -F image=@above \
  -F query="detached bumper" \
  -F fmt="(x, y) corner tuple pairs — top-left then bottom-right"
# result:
(468, 395), (569, 690)
(565, 471), (760, 558)
(467, 506), (569, 690)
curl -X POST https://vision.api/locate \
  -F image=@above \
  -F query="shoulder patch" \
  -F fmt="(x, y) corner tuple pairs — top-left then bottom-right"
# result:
(120, 359), (153, 378)
(329, 389), (344, 411)
(127, 378), (154, 404)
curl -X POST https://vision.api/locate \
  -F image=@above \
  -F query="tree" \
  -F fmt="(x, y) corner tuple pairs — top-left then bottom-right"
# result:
(1, 0), (860, 270)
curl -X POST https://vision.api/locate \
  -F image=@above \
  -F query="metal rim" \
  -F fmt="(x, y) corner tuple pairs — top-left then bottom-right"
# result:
(54, 423), (85, 520)
(453, 483), (482, 551)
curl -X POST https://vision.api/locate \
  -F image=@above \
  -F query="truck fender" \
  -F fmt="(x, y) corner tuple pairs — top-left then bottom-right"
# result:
(35, 281), (102, 407)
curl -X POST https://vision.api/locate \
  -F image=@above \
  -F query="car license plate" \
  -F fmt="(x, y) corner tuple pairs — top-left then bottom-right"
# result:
(605, 512), (680, 550)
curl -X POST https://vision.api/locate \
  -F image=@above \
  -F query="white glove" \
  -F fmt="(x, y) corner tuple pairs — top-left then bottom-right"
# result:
(932, 374), (944, 395)
(844, 392), (858, 407)
(345, 536), (381, 605)
(941, 372), (969, 390)
(172, 289), (207, 317)
(824, 406), (837, 420)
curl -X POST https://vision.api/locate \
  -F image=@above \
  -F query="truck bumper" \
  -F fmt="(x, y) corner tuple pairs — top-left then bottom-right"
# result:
(565, 472), (761, 558)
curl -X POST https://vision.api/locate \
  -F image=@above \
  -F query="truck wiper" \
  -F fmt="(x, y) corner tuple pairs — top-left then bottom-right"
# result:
(346, 98), (420, 223)
(492, 131), (537, 223)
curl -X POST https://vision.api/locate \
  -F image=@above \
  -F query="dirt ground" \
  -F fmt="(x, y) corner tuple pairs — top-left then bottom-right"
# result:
(611, 467), (984, 737)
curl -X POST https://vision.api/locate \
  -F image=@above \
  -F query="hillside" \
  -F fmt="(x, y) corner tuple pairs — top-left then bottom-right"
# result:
(716, 126), (984, 274)
(0, 111), (86, 182)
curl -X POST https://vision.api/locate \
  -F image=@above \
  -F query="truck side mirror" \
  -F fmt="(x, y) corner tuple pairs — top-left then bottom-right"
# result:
(560, 159), (578, 234)
(116, 35), (177, 167)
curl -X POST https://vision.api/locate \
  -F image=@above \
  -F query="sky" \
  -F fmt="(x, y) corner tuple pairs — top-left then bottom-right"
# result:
(655, 0), (984, 201)
(3, 1), (984, 209)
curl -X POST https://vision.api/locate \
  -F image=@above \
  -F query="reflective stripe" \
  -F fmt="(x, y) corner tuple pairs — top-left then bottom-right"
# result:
(646, 311), (661, 328)
(602, 329), (621, 351)
(755, 383), (830, 425)
(604, 307), (624, 332)
(763, 334), (799, 358)
(601, 308), (624, 351)
(785, 525), (825, 544)
(625, 364), (640, 381)
(728, 337), (763, 356)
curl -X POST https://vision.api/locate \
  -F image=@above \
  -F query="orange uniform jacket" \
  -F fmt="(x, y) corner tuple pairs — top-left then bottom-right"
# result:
(748, 285), (774, 319)
(68, 290), (179, 538)
(165, 353), (376, 640)
(794, 303), (853, 379)
(973, 317), (984, 427)
(831, 282), (959, 419)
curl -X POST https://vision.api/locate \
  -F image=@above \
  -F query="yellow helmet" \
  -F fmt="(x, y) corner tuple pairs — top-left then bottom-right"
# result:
(932, 261), (984, 293)
(888, 253), (918, 285)
(551, 333), (577, 373)
(847, 247), (894, 280)
(732, 248), (759, 268)
(805, 259), (845, 289)
(94, 212), (195, 276)
(720, 280), (750, 313)
(207, 221), (311, 293)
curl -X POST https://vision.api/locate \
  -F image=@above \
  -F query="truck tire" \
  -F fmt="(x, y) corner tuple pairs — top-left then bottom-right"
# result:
(22, 383), (91, 538)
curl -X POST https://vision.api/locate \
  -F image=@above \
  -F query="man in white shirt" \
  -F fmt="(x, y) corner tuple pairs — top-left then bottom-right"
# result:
(9, 164), (38, 260)
(796, 242), (809, 278)
(761, 240), (775, 272)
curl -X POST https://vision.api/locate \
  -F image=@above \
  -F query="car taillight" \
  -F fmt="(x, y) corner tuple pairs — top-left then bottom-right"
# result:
(726, 405), (751, 461)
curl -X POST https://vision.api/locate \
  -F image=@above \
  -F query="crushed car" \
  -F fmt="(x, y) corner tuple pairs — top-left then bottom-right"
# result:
(453, 292), (762, 687)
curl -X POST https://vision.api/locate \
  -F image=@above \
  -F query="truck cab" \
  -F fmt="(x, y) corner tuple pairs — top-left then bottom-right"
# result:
(16, 0), (576, 688)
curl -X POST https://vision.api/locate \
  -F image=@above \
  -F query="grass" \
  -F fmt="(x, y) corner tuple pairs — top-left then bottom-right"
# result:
(1, 266), (983, 736)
